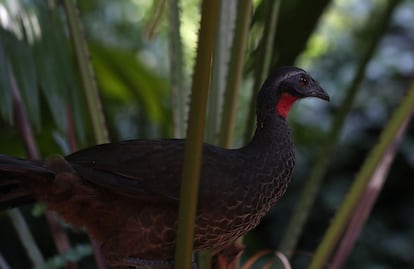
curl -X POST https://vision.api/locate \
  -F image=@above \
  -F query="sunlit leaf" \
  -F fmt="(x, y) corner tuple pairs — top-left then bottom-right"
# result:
(90, 43), (170, 126)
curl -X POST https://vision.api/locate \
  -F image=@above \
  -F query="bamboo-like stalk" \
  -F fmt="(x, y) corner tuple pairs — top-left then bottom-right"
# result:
(277, 0), (402, 260)
(308, 77), (414, 269)
(7, 209), (44, 266)
(146, 0), (167, 39)
(198, 250), (211, 269)
(62, 0), (108, 144)
(243, 0), (280, 144)
(219, 0), (252, 148)
(62, 1), (109, 268)
(9, 65), (77, 269)
(0, 252), (11, 269)
(66, 106), (109, 269)
(9, 67), (49, 267)
(168, 0), (186, 138)
(212, 1), (252, 266)
(330, 110), (410, 268)
(174, 0), (220, 268)
(205, 0), (236, 144)
(200, 1), (238, 266)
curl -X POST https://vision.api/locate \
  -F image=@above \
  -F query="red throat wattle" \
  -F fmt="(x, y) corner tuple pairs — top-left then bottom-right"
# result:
(276, 93), (299, 118)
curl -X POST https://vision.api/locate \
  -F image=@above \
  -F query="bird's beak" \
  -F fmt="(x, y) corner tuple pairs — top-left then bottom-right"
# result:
(306, 86), (330, 101)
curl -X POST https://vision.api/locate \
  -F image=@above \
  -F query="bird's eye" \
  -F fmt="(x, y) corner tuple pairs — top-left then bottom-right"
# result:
(299, 76), (309, 86)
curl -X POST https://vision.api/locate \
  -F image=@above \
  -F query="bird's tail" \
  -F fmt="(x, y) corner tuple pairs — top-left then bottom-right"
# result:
(0, 154), (54, 210)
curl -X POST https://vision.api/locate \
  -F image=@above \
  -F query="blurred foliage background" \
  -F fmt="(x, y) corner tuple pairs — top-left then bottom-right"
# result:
(0, 0), (414, 268)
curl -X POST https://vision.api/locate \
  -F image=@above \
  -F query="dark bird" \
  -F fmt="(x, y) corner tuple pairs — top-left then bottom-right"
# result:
(0, 66), (329, 268)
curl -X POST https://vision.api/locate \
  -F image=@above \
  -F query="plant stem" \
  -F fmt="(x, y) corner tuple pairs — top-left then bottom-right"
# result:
(10, 65), (77, 269)
(7, 209), (44, 266)
(63, 2), (109, 268)
(330, 110), (410, 268)
(308, 76), (414, 269)
(205, 0), (237, 144)
(63, 0), (108, 144)
(0, 252), (11, 269)
(219, 0), (252, 148)
(277, 0), (402, 259)
(243, 0), (280, 144)
(146, 0), (167, 39)
(168, 0), (186, 138)
(174, 0), (220, 268)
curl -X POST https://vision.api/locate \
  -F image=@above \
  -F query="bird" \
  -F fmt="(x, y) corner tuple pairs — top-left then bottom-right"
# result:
(0, 66), (329, 268)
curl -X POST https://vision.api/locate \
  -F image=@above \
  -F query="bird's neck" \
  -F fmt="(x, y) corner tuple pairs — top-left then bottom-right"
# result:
(241, 113), (295, 213)
(245, 114), (293, 153)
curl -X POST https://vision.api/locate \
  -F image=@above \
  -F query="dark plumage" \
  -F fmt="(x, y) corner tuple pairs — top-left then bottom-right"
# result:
(0, 66), (329, 267)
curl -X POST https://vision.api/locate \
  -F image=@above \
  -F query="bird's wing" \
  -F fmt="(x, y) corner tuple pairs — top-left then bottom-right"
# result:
(65, 139), (240, 203)
(64, 139), (186, 202)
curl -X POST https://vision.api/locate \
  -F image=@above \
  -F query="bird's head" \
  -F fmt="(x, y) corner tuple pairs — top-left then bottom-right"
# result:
(257, 66), (329, 121)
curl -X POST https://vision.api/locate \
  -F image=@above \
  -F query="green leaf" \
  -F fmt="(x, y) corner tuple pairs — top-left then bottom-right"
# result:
(90, 43), (170, 126)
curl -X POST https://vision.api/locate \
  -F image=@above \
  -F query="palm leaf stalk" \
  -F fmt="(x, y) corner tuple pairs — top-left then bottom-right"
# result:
(6, 209), (44, 267)
(308, 74), (414, 269)
(146, 0), (167, 39)
(330, 109), (411, 268)
(205, 0), (236, 145)
(198, 2), (253, 267)
(174, 0), (220, 268)
(0, 252), (11, 269)
(243, 0), (281, 144)
(199, 1), (239, 266)
(168, 0), (186, 138)
(218, 0), (252, 148)
(9, 66), (77, 269)
(62, 0), (108, 144)
(62, 1), (110, 268)
(277, 0), (402, 260)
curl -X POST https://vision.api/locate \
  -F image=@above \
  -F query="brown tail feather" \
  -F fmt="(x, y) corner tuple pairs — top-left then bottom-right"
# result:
(0, 154), (53, 210)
